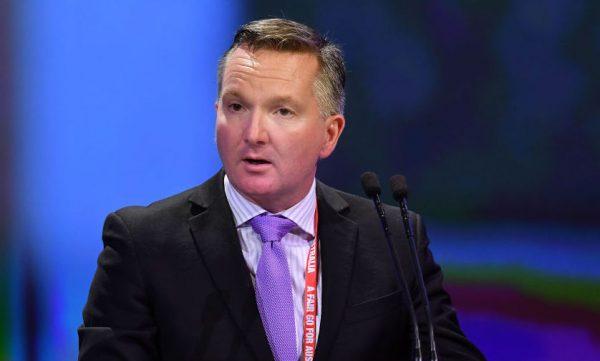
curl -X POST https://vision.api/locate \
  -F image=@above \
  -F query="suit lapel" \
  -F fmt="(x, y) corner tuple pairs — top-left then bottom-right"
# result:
(314, 182), (359, 361)
(188, 171), (272, 361)
(186, 173), (358, 361)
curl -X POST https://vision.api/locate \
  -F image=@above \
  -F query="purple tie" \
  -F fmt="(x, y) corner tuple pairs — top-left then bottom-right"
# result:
(249, 213), (297, 361)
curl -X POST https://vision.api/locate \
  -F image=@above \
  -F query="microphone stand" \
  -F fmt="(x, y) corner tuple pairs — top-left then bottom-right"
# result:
(361, 172), (423, 361)
(390, 175), (439, 361)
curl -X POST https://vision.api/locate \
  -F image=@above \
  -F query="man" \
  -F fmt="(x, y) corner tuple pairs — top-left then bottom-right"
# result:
(79, 18), (485, 361)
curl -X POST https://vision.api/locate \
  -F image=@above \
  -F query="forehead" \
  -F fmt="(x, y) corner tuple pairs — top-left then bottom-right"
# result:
(221, 46), (320, 91)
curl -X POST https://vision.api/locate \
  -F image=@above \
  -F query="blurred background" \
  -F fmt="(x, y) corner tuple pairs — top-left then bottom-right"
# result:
(1, 0), (598, 360)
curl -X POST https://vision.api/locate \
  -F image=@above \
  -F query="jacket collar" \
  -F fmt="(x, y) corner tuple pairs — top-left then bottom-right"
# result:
(187, 170), (350, 211)
(188, 170), (358, 361)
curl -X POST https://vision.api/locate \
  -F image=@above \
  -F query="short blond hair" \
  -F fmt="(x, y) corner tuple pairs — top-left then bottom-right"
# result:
(217, 18), (346, 116)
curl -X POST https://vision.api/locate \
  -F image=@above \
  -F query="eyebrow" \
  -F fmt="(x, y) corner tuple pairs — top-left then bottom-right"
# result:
(220, 89), (245, 100)
(268, 95), (300, 107)
(221, 91), (303, 109)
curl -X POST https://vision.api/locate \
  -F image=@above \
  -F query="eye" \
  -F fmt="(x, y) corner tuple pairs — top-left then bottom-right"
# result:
(276, 107), (295, 117)
(228, 103), (243, 112)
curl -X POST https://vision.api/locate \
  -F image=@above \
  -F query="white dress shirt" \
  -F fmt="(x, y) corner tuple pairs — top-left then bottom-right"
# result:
(224, 175), (322, 358)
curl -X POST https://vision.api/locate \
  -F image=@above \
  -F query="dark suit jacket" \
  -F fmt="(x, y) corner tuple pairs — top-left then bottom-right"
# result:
(78, 171), (485, 360)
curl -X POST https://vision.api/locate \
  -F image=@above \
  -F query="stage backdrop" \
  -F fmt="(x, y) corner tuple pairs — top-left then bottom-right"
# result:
(2, 0), (599, 360)
(6, 1), (241, 360)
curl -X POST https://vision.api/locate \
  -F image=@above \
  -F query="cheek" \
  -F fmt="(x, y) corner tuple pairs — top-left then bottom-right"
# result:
(215, 127), (225, 154)
(217, 119), (236, 141)
(288, 135), (323, 166)
(304, 128), (327, 155)
(216, 124), (238, 160)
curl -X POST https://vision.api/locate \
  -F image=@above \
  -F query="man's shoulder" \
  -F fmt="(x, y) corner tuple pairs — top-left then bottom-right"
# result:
(319, 182), (370, 209)
(112, 171), (223, 228)
(105, 188), (200, 246)
(317, 180), (416, 225)
(114, 186), (198, 221)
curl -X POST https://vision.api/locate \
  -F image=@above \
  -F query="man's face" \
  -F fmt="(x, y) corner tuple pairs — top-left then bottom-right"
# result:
(216, 46), (344, 211)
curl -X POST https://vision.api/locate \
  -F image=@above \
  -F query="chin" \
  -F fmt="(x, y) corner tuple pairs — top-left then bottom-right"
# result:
(231, 175), (278, 202)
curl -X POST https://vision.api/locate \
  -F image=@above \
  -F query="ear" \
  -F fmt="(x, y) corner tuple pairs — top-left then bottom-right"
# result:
(319, 114), (345, 159)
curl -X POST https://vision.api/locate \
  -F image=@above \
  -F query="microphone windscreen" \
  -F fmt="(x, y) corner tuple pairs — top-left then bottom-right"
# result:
(389, 175), (409, 201)
(361, 171), (381, 197)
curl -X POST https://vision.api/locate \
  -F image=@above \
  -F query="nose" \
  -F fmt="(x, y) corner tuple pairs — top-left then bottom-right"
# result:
(243, 110), (268, 145)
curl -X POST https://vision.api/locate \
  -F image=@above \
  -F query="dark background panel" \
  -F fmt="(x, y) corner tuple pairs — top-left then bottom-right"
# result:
(249, 0), (600, 224)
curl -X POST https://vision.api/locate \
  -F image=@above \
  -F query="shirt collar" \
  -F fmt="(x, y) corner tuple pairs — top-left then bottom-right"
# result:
(224, 175), (316, 238)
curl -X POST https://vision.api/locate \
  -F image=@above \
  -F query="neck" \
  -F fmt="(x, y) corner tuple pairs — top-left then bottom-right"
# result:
(245, 185), (313, 213)
(227, 177), (315, 214)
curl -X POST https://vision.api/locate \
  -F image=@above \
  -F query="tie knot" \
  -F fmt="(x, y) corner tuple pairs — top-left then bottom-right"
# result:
(249, 214), (296, 243)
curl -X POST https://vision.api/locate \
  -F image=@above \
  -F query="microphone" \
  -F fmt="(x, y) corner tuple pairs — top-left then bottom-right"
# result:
(360, 172), (423, 361)
(389, 175), (438, 361)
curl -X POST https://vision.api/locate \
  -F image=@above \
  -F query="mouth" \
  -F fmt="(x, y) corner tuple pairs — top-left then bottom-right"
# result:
(243, 157), (272, 166)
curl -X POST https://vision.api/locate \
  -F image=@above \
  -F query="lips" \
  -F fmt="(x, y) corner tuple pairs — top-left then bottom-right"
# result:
(243, 158), (271, 165)
(241, 156), (274, 171)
